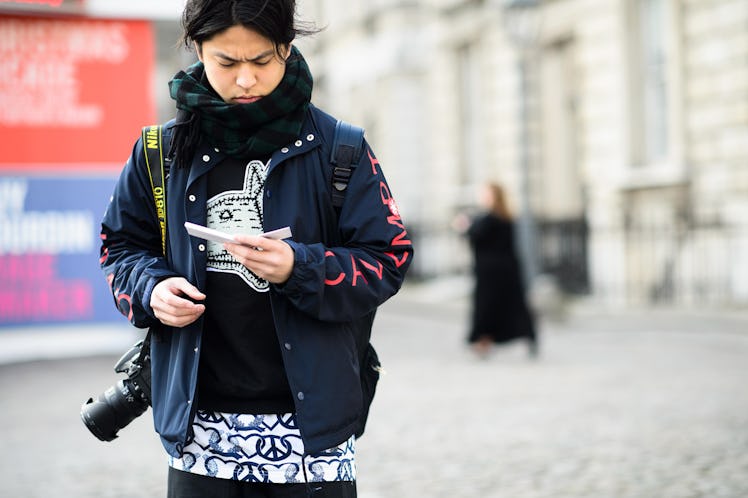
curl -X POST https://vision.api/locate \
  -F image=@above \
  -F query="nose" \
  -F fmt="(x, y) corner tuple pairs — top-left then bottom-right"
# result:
(236, 64), (256, 90)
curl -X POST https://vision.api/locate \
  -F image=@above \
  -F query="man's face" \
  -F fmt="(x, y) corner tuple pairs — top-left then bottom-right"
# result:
(196, 25), (290, 104)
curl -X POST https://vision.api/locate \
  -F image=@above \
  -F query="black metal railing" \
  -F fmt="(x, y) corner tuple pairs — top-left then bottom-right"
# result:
(536, 218), (590, 295)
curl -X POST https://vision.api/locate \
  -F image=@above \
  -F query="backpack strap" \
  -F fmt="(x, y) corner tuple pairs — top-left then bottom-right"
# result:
(141, 125), (168, 256)
(330, 120), (365, 209)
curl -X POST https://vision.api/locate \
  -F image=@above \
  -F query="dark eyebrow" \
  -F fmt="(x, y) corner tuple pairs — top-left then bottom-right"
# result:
(214, 49), (275, 63)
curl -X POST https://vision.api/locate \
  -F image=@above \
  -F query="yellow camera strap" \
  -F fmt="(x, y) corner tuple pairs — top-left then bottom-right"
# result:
(141, 125), (167, 256)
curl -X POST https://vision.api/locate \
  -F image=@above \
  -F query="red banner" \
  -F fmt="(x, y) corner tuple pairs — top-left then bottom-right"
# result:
(0, 16), (154, 167)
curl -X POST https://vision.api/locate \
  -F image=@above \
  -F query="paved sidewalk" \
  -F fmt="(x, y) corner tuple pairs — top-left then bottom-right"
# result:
(359, 295), (748, 498)
(1, 282), (747, 497)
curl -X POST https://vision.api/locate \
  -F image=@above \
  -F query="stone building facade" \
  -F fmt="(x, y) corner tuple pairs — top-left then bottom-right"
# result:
(299, 0), (748, 307)
(4, 0), (743, 307)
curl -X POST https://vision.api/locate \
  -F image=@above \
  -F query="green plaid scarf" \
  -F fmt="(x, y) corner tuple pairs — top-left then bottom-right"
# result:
(168, 46), (313, 166)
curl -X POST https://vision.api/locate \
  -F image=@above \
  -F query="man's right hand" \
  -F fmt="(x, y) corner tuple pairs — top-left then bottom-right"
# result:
(150, 277), (206, 327)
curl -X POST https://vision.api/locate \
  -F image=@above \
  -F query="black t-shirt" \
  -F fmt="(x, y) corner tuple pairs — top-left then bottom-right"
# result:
(196, 155), (294, 414)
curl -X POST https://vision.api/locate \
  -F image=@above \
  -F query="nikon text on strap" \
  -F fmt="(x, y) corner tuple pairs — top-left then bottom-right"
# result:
(141, 125), (168, 256)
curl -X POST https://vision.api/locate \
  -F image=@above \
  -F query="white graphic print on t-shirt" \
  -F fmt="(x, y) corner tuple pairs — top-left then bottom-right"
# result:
(206, 160), (268, 291)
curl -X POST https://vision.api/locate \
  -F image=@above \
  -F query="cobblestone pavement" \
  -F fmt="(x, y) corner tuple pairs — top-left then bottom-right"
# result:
(1, 291), (747, 498)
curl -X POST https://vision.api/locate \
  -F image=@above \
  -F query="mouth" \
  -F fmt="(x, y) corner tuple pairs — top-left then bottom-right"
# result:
(233, 96), (261, 104)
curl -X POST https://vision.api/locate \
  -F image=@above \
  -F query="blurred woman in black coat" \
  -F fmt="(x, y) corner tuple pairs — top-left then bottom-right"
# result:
(462, 182), (537, 358)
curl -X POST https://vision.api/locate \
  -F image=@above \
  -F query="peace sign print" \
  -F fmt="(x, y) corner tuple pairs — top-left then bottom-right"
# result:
(256, 435), (294, 461)
(169, 412), (356, 483)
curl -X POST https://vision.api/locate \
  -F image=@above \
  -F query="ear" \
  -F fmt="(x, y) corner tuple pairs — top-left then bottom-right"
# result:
(194, 41), (204, 62)
(281, 43), (292, 60)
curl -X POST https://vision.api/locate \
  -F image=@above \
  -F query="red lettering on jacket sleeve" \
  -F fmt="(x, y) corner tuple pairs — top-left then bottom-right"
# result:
(114, 288), (133, 322)
(379, 182), (412, 248)
(387, 215), (412, 247)
(385, 251), (410, 268)
(350, 254), (367, 287)
(324, 250), (346, 286)
(359, 258), (384, 280)
(379, 181), (391, 204)
(99, 234), (109, 264)
(368, 149), (379, 175)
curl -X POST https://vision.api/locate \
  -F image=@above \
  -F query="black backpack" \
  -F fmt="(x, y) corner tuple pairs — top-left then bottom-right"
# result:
(142, 121), (381, 438)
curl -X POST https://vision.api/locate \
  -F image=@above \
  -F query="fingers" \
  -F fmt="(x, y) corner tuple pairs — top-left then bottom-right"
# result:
(225, 237), (294, 284)
(150, 277), (205, 327)
(170, 279), (206, 303)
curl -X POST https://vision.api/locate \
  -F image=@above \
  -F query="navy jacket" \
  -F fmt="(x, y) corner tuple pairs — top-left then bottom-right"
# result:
(100, 105), (413, 456)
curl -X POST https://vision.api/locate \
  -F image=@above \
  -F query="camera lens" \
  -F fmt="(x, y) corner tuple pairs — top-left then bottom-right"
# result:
(80, 379), (149, 442)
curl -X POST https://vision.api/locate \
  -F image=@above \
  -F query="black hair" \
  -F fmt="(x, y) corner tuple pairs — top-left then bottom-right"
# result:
(169, 0), (319, 168)
(180, 0), (319, 58)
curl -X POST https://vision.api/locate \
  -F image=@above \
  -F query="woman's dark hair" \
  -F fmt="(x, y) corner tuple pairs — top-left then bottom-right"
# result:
(485, 182), (513, 220)
(181, 0), (319, 57)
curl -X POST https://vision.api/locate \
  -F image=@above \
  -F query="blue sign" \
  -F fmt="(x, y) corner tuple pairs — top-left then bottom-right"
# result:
(0, 175), (124, 326)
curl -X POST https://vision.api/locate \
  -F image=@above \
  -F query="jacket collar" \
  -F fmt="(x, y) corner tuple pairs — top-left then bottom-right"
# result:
(184, 111), (322, 182)
(187, 143), (225, 186)
(267, 114), (321, 176)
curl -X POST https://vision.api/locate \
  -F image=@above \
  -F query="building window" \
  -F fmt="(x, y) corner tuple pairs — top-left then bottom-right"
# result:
(457, 42), (484, 187)
(631, 0), (670, 165)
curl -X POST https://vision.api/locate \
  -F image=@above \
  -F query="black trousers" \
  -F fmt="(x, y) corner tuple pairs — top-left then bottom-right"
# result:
(167, 467), (357, 498)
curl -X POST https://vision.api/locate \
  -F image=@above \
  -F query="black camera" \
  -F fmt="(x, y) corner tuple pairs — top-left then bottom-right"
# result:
(80, 338), (152, 442)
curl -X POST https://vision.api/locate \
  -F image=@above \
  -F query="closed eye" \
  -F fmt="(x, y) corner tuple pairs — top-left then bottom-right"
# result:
(216, 56), (235, 67)
(214, 50), (275, 68)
